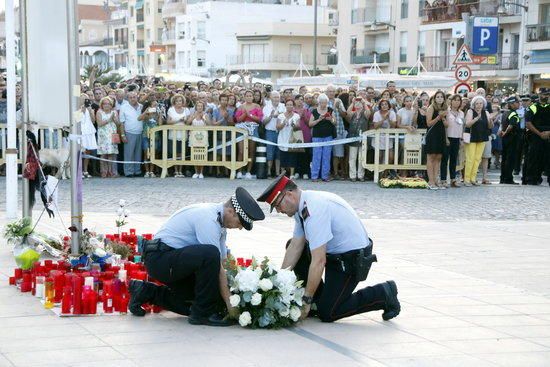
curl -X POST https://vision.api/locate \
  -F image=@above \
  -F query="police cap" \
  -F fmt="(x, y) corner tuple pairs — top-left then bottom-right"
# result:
(506, 96), (519, 104)
(520, 95), (530, 101)
(539, 88), (550, 95)
(231, 187), (265, 230)
(531, 94), (540, 102)
(257, 171), (293, 213)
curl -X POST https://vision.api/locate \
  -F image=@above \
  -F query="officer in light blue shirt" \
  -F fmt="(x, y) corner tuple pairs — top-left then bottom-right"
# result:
(258, 173), (400, 323)
(129, 187), (265, 327)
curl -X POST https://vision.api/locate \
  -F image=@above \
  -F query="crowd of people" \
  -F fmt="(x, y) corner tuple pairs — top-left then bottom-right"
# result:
(1, 75), (549, 188)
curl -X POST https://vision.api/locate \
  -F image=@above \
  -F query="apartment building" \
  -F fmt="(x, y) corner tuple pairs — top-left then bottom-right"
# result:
(522, 0), (550, 91)
(337, 0), (528, 92)
(173, 0), (337, 80)
(79, 2), (113, 69)
(160, 0), (186, 73)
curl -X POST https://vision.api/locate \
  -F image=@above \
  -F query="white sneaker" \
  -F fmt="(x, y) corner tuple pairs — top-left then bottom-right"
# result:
(198, 173), (204, 179)
(236, 172), (243, 179)
(303, 174), (309, 180)
(192, 173), (199, 179)
(293, 173), (300, 179)
(244, 172), (252, 180)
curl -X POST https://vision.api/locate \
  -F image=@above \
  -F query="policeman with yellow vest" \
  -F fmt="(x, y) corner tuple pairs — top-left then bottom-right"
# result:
(499, 96), (521, 184)
(257, 173), (400, 322)
(525, 88), (550, 185)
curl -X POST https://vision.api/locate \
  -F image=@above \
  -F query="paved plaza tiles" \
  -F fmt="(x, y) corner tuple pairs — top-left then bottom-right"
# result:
(0, 176), (549, 366)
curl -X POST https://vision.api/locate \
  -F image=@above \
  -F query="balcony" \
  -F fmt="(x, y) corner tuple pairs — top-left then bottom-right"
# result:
(329, 11), (339, 26)
(162, 29), (176, 44)
(136, 11), (144, 23)
(351, 4), (391, 25)
(162, 1), (186, 19)
(227, 54), (330, 70)
(422, 53), (519, 71)
(137, 40), (145, 49)
(351, 49), (390, 64)
(527, 24), (550, 42)
(420, 0), (521, 25)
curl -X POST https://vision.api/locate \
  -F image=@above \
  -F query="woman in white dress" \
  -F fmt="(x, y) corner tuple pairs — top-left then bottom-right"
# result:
(95, 97), (119, 178)
(80, 94), (98, 178)
(186, 100), (210, 179)
(166, 94), (190, 177)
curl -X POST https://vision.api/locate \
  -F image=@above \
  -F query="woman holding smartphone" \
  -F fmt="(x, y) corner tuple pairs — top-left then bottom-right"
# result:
(309, 93), (336, 182)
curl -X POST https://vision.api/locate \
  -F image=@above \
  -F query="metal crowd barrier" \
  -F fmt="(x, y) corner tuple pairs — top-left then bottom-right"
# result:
(0, 124), (65, 166)
(148, 125), (249, 179)
(361, 128), (465, 182)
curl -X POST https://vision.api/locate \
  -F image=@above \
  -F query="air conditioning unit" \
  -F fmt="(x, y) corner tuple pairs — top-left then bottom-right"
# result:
(178, 31), (185, 39)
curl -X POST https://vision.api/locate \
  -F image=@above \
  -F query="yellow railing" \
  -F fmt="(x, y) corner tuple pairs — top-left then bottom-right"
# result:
(0, 124), (65, 165)
(361, 128), (465, 182)
(148, 125), (249, 179)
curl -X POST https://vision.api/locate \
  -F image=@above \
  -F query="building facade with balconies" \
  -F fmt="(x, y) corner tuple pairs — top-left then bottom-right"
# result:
(522, 0), (550, 91)
(160, 0), (186, 73)
(78, 4), (114, 69)
(337, 0), (526, 92)
(174, 0), (336, 79)
(105, 3), (129, 70)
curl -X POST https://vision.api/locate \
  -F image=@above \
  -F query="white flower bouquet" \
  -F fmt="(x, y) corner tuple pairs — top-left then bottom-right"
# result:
(224, 255), (305, 329)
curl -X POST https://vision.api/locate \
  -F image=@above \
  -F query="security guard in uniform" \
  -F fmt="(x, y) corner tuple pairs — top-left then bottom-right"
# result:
(258, 173), (400, 322)
(525, 88), (550, 185)
(129, 187), (265, 326)
(514, 95), (531, 175)
(499, 96), (521, 184)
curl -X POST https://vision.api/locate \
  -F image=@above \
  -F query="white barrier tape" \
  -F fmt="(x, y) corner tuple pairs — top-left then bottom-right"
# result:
(82, 154), (150, 165)
(250, 135), (364, 148)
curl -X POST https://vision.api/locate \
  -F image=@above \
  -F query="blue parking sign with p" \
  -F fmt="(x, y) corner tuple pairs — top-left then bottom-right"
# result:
(472, 17), (499, 55)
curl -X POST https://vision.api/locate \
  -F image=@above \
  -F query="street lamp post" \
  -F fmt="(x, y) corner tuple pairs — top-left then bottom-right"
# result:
(313, 0), (318, 77)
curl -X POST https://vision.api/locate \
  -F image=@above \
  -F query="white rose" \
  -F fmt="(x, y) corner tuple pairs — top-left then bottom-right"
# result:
(235, 268), (260, 293)
(290, 306), (301, 322)
(119, 199), (126, 207)
(229, 294), (241, 307)
(274, 269), (297, 289)
(259, 278), (273, 292)
(279, 307), (290, 317)
(116, 208), (124, 216)
(251, 292), (262, 306)
(238, 311), (252, 327)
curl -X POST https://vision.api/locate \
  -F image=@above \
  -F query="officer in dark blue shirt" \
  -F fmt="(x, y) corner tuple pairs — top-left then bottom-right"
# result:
(500, 96), (521, 184)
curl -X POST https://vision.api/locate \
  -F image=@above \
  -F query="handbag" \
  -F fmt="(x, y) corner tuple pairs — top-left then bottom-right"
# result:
(462, 130), (471, 143)
(111, 133), (121, 144)
(288, 129), (305, 153)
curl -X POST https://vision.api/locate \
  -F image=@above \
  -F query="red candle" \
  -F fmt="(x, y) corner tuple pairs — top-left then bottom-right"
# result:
(53, 272), (65, 303)
(14, 268), (23, 279)
(89, 289), (98, 314)
(130, 228), (136, 235)
(102, 280), (113, 313)
(119, 292), (129, 314)
(61, 286), (72, 314)
(152, 305), (162, 313)
(44, 260), (53, 268)
(8, 277), (15, 285)
(72, 276), (82, 315)
(245, 259), (252, 267)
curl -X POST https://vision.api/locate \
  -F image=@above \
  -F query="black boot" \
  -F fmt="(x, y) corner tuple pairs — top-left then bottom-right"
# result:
(188, 312), (235, 327)
(381, 280), (401, 321)
(129, 280), (156, 317)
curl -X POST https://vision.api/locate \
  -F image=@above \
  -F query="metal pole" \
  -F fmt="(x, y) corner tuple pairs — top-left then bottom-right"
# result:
(67, 0), (82, 255)
(313, 0), (318, 77)
(5, 0), (18, 220)
(517, 2), (527, 94)
(20, 0), (31, 219)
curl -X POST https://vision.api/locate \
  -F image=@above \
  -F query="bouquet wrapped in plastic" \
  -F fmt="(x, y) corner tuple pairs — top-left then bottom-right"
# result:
(225, 255), (305, 329)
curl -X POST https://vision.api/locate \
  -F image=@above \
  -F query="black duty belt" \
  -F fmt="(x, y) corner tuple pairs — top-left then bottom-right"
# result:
(326, 242), (373, 263)
(143, 239), (175, 254)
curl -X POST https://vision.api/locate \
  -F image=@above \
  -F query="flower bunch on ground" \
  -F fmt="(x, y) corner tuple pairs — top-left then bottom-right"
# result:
(379, 177), (428, 189)
(224, 254), (304, 329)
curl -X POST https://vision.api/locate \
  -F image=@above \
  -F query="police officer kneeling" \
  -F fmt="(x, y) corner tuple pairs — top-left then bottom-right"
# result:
(130, 187), (265, 326)
(257, 173), (400, 322)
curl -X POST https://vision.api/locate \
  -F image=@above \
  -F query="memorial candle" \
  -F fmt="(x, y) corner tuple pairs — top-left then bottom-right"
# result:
(72, 276), (82, 315)
(61, 286), (72, 314)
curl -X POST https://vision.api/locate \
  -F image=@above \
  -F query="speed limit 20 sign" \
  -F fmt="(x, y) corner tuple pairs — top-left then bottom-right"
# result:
(455, 65), (472, 82)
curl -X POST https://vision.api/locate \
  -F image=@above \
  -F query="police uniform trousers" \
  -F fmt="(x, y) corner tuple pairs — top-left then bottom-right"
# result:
(526, 132), (550, 185)
(288, 240), (386, 323)
(514, 129), (526, 174)
(143, 244), (223, 317)
(500, 134), (518, 183)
